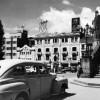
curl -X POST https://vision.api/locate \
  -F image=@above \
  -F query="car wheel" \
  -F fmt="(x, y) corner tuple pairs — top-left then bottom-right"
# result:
(15, 93), (29, 100)
(60, 86), (66, 94)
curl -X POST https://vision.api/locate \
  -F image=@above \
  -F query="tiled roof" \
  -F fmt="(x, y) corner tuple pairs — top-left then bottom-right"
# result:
(35, 32), (80, 38)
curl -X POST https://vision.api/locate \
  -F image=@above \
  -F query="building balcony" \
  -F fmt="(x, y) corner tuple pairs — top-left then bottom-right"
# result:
(72, 51), (78, 55)
(53, 52), (59, 54)
(45, 52), (51, 55)
(37, 52), (42, 55)
(62, 51), (68, 55)
(81, 48), (86, 51)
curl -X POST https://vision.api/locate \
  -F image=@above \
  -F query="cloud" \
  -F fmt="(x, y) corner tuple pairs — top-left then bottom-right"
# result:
(40, 7), (76, 33)
(80, 7), (95, 28)
(4, 27), (19, 33)
(4, 18), (40, 37)
(4, 6), (99, 35)
(62, 0), (73, 5)
(40, 7), (97, 33)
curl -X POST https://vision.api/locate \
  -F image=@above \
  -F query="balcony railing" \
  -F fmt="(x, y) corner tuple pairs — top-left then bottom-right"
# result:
(62, 51), (68, 55)
(37, 52), (42, 55)
(45, 52), (51, 55)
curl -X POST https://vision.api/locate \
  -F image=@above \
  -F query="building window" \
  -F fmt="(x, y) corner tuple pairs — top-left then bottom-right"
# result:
(82, 44), (85, 50)
(53, 38), (59, 43)
(82, 52), (85, 56)
(65, 38), (68, 42)
(38, 55), (41, 60)
(62, 38), (64, 42)
(13, 41), (17, 44)
(6, 41), (11, 44)
(46, 55), (49, 60)
(54, 48), (58, 53)
(63, 54), (67, 60)
(72, 47), (77, 51)
(45, 39), (50, 44)
(62, 38), (68, 43)
(46, 48), (49, 52)
(75, 37), (78, 42)
(63, 47), (67, 51)
(6, 47), (11, 50)
(54, 55), (58, 62)
(6, 53), (10, 56)
(37, 40), (42, 44)
(13, 53), (16, 56)
(13, 47), (16, 50)
(72, 53), (77, 60)
(71, 37), (74, 42)
(38, 48), (41, 52)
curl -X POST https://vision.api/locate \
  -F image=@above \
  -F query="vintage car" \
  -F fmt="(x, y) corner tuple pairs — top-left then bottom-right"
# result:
(0, 59), (68, 100)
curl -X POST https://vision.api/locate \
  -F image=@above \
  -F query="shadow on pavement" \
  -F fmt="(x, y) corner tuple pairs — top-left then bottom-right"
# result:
(42, 92), (76, 100)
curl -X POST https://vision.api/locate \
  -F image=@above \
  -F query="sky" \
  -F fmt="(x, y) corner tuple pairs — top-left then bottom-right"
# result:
(0, 0), (100, 37)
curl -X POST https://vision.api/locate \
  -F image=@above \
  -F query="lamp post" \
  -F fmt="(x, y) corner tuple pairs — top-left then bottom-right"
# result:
(85, 23), (89, 56)
(68, 57), (72, 68)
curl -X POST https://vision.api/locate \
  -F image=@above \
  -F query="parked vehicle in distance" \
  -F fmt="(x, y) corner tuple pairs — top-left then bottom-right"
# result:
(61, 67), (71, 73)
(0, 59), (68, 100)
(70, 66), (77, 73)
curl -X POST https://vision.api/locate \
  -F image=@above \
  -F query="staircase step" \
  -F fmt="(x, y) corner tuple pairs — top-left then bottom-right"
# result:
(94, 76), (100, 78)
(95, 74), (100, 76)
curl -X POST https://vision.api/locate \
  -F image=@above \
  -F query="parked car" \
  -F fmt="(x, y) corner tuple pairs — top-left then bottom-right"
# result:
(61, 67), (71, 73)
(0, 59), (68, 100)
(70, 66), (77, 73)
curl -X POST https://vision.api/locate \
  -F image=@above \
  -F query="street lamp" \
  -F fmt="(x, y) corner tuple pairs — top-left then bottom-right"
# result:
(68, 57), (72, 68)
(85, 23), (89, 56)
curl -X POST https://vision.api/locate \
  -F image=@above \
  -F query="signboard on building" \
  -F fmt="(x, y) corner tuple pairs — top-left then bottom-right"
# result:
(72, 17), (80, 33)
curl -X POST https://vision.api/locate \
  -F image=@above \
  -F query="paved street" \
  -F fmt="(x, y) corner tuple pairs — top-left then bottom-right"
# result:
(43, 72), (100, 100)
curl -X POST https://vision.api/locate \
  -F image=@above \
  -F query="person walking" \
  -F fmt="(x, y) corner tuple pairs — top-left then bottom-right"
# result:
(77, 64), (83, 78)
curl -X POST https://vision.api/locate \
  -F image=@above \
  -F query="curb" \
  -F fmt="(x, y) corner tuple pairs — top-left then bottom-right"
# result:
(69, 78), (100, 88)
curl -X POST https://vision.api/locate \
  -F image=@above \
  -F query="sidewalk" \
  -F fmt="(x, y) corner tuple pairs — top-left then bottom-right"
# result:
(69, 77), (100, 88)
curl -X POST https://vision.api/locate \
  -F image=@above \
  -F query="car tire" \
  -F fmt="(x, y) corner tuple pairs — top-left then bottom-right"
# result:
(15, 93), (29, 100)
(60, 86), (66, 95)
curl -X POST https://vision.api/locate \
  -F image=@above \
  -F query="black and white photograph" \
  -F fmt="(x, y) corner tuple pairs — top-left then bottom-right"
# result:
(0, 0), (100, 100)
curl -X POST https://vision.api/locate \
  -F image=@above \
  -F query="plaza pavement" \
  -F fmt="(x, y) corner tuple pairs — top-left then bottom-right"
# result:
(43, 73), (100, 100)
(57, 72), (100, 88)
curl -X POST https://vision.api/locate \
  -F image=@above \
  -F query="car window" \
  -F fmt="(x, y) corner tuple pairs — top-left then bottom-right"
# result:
(25, 64), (38, 75)
(39, 65), (48, 74)
(13, 65), (25, 76)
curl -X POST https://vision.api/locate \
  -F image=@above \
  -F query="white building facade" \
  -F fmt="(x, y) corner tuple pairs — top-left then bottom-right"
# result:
(34, 33), (81, 69)
(4, 31), (93, 70)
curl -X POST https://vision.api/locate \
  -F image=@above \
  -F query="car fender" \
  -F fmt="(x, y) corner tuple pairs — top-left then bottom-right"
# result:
(51, 77), (68, 95)
(0, 82), (29, 100)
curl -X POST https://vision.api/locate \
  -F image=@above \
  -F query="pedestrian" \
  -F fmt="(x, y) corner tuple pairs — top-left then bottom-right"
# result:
(77, 64), (83, 78)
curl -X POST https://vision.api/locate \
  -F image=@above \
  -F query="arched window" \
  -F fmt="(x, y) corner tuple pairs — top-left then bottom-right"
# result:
(38, 48), (41, 52)
(72, 47), (77, 51)
(63, 47), (67, 51)
(54, 48), (58, 53)
(46, 48), (49, 52)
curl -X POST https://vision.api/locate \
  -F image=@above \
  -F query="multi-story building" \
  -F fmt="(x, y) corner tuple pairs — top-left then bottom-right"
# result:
(17, 45), (35, 60)
(34, 33), (81, 69)
(4, 30), (93, 71)
(4, 32), (21, 59)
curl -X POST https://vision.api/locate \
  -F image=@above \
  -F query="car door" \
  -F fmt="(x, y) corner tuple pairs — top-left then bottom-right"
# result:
(25, 63), (41, 100)
(38, 64), (53, 97)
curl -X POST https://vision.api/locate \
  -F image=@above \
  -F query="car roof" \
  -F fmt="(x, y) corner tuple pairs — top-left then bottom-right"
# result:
(0, 59), (43, 76)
